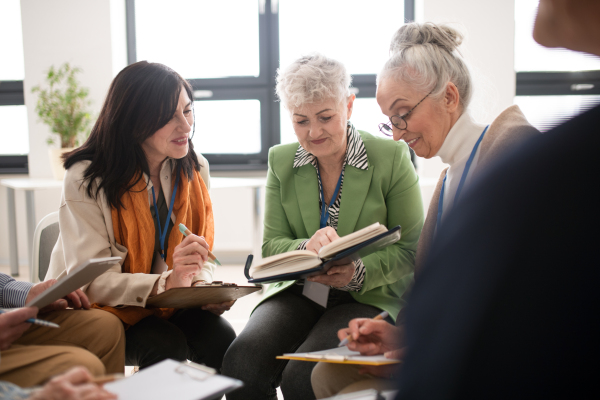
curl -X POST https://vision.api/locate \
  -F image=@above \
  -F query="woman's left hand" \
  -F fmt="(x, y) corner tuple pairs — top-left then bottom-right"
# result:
(202, 300), (235, 316)
(307, 259), (355, 288)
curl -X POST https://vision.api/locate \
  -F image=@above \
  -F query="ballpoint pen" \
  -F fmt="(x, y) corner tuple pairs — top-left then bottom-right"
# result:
(0, 308), (60, 328)
(178, 223), (222, 266)
(338, 310), (389, 347)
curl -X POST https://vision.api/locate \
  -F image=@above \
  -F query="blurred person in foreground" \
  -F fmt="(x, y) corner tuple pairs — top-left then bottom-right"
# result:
(396, 1), (600, 398)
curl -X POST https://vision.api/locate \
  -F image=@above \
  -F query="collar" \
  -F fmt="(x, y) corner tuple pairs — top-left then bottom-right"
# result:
(435, 111), (486, 167)
(293, 122), (369, 170)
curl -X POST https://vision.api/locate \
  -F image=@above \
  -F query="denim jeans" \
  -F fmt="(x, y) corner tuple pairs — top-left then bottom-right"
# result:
(221, 285), (385, 400)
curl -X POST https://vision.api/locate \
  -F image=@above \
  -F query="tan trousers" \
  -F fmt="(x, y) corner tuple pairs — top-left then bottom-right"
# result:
(311, 362), (397, 399)
(0, 309), (125, 387)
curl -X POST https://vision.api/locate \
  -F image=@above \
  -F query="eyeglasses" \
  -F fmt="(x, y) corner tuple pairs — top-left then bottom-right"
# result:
(379, 89), (433, 137)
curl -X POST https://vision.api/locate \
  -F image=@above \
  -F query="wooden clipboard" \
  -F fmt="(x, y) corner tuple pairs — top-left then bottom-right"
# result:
(276, 347), (400, 366)
(146, 284), (261, 309)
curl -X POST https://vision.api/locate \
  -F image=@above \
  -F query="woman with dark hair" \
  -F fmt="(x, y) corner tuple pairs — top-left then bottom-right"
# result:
(46, 61), (236, 370)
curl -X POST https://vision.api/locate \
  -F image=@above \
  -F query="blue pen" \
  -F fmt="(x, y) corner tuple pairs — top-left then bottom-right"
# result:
(0, 308), (60, 328)
(338, 310), (389, 347)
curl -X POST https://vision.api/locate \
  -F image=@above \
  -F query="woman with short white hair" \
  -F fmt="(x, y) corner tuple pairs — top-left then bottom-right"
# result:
(222, 53), (424, 400)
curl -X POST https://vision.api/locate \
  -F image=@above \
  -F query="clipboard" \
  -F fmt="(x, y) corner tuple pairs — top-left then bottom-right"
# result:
(27, 257), (122, 309)
(277, 346), (401, 366)
(104, 359), (242, 400)
(245, 226), (402, 284)
(146, 283), (261, 309)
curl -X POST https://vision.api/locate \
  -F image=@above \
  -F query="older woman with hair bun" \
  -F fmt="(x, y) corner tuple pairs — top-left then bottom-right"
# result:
(221, 53), (424, 400)
(311, 22), (540, 398)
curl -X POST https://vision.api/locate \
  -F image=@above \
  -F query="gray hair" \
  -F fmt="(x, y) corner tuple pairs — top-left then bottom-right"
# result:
(276, 53), (352, 110)
(379, 22), (473, 110)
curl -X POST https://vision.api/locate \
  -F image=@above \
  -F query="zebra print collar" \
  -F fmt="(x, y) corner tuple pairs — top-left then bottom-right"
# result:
(292, 122), (369, 170)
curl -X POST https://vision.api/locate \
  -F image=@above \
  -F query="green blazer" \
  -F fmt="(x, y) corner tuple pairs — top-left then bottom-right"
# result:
(260, 131), (424, 321)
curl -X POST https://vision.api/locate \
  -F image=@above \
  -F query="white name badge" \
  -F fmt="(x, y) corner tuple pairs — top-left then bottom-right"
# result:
(302, 280), (330, 308)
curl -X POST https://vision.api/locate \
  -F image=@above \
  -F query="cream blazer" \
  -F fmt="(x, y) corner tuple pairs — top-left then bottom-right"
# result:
(46, 155), (215, 308)
(415, 105), (540, 272)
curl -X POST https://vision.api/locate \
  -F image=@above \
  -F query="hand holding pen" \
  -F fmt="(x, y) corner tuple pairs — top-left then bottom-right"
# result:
(179, 224), (221, 265)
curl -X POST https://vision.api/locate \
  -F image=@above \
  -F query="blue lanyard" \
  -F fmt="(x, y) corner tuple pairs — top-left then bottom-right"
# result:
(151, 167), (180, 260)
(436, 125), (489, 230)
(317, 166), (344, 229)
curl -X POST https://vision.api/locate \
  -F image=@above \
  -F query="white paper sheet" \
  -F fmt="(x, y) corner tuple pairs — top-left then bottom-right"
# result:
(104, 359), (242, 400)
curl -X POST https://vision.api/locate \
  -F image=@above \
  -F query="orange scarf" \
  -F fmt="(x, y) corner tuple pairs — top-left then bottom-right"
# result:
(93, 167), (214, 327)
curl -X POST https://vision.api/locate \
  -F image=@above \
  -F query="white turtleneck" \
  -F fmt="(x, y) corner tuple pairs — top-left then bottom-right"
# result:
(435, 111), (487, 221)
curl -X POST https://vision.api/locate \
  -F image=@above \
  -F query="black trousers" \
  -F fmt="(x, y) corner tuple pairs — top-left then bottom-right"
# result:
(125, 308), (236, 371)
(221, 285), (386, 400)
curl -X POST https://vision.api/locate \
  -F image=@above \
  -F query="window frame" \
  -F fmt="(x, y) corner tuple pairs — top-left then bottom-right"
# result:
(516, 71), (600, 96)
(0, 0), (415, 173)
(125, 0), (415, 171)
(0, 81), (28, 173)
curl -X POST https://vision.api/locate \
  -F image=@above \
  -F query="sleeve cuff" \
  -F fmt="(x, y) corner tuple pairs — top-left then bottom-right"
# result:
(3, 280), (34, 308)
(296, 239), (310, 250)
(337, 258), (366, 292)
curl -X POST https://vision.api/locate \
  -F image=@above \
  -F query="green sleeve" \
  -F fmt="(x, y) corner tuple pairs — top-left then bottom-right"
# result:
(262, 148), (306, 257)
(360, 144), (424, 293)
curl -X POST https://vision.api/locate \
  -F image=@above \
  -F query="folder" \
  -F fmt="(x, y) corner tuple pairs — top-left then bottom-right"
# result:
(104, 359), (242, 400)
(146, 283), (261, 309)
(277, 346), (401, 366)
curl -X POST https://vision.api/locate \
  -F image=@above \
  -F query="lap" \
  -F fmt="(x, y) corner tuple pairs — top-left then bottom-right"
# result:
(0, 344), (105, 386)
(126, 309), (235, 370)
(14, 308), (122, 348)
(226, 287), (324, 363)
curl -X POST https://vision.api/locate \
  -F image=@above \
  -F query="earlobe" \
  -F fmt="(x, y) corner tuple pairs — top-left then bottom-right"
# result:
(445, 82), (460, 112)
(347, 93), (356, 119)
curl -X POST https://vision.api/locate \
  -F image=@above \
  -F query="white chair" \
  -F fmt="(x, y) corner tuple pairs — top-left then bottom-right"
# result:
(30, 211), (59, 283)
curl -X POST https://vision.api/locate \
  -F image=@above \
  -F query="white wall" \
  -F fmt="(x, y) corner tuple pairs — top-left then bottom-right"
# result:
(0, 0), (125, 266)
(416, 0), (516, 209)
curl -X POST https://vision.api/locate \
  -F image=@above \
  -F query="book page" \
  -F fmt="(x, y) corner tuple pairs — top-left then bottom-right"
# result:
(249, 250), (319, 277)
(318, 223), (387, 259)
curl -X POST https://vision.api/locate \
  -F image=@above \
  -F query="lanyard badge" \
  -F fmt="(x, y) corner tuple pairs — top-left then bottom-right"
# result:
(436, 125), (489, 231)
(151, 166), (181, 260)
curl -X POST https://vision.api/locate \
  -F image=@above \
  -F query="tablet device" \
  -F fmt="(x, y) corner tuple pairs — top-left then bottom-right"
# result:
(27, 257), (122, 309)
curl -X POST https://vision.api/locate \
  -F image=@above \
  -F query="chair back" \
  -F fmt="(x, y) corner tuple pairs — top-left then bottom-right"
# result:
(31, 212), (60, 283)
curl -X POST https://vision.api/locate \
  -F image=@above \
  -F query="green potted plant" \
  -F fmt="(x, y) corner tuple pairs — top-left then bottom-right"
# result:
(32, 63), (92, 180)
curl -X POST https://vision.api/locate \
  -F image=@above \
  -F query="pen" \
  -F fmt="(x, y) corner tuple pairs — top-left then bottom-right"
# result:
(178, 223), (222, 266)
(338, 310), (389, 347)
(0, 308), (60, 328)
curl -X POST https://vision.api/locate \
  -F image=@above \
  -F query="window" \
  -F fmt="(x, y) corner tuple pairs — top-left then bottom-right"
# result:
(128, 0), (414, 170)
(515, 0), (600, 132)
(0, 0), (28, 173)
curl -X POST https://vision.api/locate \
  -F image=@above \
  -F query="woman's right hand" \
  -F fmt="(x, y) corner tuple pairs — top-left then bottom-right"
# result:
(29, 367), (116, 400)
(305, 227), (340, 254)
(166, 234), (209, 290)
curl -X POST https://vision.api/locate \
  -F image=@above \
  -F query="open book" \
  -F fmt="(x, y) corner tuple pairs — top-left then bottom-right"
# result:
(245, 223), (401, 284)
(277, 346), (401, 366)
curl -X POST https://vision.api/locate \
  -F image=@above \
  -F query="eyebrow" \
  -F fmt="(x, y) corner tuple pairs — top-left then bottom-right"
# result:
(389, 98), (408, 112)
(293, 113), (307, 117)
(316, 108), (332, 115)
(185, 101), (192, 108)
